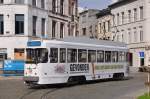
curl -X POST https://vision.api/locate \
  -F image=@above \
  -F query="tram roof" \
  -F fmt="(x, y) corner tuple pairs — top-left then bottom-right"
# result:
(43, 37), (127, 47)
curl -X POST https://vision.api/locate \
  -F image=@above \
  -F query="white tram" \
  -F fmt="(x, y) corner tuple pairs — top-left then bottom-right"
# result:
(23, 37), (129, 85)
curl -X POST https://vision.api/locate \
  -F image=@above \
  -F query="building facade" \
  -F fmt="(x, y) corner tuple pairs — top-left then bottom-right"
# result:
(109, 0), (150, 67)
(96, 8), (112, 40)
(0, 0), (78, 68)
(79, 9), (99, 38)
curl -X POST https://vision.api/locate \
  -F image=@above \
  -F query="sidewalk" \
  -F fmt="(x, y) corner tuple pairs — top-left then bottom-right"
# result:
(118, 88), (147, 99)
(130, 66), (139, 73)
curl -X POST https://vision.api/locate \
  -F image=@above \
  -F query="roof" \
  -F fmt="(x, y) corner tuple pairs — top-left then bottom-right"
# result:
(96, 8), (111, 18)
(79, 9), (100, 15)
(62, 37), (126, 47)
(30, 37), (127, 49)
(109, 0), (137, 9)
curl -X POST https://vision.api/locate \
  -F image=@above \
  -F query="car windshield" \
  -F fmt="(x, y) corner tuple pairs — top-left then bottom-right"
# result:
(26, 48), (48, 64)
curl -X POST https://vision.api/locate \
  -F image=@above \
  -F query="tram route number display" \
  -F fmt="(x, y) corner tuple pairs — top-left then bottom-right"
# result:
(70, 64), (89, 73)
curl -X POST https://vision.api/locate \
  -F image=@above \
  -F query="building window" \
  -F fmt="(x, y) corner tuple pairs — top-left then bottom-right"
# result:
(117, 13), (119, 25)
(99, 23), (102, 34)
(15, 0), (24, 4)
(32, 0), (36, 7)
(128, 10), (131, 23)
(14, 49), (24, 60)
(60, 0), (64, 15)
(60, 22), (64, 39)
(108, 20), (111, 32)
(103, 22), (106, 33)
(122, 34), (124, 42)
(95, 25), (98, 36)
(140, 6), (144, 20)
(41, 18), (46, 37)
(134, 8), (137, 22)
(82, 28), (86, 36)
(52, 0), (56, 13)
(128, 32), (131, 43)
(0, 15), (3, 35)
(121, 12), (125, 24)
(0, 0), (3, 4)
(32, 16), (37, 36)
(89, 26), (92, 36)
(134, 31), (137, 42)
(41, 0), (45, 9)
(52, 20), (56, 38)
(15, 14), (24, 35)
(140, 30), (143, 42)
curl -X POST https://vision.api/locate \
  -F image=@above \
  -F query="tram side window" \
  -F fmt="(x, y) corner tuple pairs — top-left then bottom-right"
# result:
(126, 52), (129, 62)
(97, 50), (104, 63)
(78, 49), (87, 62)
(67, 49), (77, 63)
(60, 48), (66, 63)
(88, 50), (96, 63)
(26, 48), (48, 63)
(40, 49), (48, 63)
(105, 51), (111, 62)
(112, 51), (118, 62)
(118, 52), (125, 62)
(50, 48), (58, 63)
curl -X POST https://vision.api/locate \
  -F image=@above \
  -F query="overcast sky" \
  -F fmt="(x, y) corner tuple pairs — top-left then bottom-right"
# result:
(78, 0), (112, 10)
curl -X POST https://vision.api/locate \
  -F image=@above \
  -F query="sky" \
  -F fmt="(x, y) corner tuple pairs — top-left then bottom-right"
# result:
(78, 0), (112, 11)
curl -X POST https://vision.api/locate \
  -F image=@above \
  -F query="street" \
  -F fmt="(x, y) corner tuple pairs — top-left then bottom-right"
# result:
(0, 72), (147, 99)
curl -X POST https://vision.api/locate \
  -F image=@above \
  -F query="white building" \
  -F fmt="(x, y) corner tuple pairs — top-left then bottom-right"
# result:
(109, 0), (150, 67)
(0, 0), (78, 67)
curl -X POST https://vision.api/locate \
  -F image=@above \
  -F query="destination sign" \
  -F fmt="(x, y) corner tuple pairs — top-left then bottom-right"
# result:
(27, 41), (41, 46)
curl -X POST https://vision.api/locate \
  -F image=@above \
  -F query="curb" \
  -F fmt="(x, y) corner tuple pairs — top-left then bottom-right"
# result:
(0, 76), (23, 80)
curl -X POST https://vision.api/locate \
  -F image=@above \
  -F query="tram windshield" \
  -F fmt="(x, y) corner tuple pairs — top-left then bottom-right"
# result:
(26, 48), (48, 64)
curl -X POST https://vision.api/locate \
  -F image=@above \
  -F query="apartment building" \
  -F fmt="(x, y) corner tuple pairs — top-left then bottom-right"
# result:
(79, 9), (99, 38)
(96, 8), (112, 40)
(109, 0), (150, 67)
(0, 0), (78, 67)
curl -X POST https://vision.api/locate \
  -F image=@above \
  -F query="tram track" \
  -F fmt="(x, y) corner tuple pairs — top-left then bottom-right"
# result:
(19, 85), (64, 99)
(19, 89), (39, 99)
(40, 88), (59, 99)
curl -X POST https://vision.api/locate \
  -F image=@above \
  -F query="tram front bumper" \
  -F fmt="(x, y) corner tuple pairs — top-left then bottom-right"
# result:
(23, 76), (39, 82)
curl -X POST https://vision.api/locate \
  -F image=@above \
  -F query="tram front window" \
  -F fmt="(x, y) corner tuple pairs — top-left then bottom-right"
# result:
(26, 48), (48, 64)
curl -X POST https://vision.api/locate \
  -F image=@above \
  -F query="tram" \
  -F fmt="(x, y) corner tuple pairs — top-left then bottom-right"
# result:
(23, 37), (129, 85)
